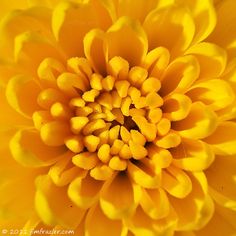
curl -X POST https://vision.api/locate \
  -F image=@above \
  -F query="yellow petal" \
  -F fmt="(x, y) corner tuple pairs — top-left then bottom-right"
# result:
(156, 118), (171, 136)
(154, 130), (181, 149)
(68, 173), (104, 209)
(132, 116), (157, 141)
(40, 121), (70, 146)
(57, 72), (89, 96)
(163, 93), (192, 121)
(185, 42), (227, 78)
(178, 0), (216, 44)
(70, 116), (89, 134)
(90, 164), (114, 181)
(72, 152), (98, 170)
(142, 47), (170, 78)
(0, 148), (40, 223)
(83, 135), (100, 152)
(129, 140), (147, 160)
(126, 206), (177, 236)
(0, 7), (52, 60)
(97, 144), (111, 163)
(106, 16), (148, 66)
(206, 154), (236, 210)
(38, 57), (65, 88)
(140, 188), (170, 220)
(6, 75), (41, 117)
(196, 204), (236, 236)
(173, 102), (218, 140)
(100, 173), (141, 219)
(48, 152), (83, 186)
(204, 121), (236, 155)
(0, 86), (31, 127)
(162, 166), (192, 199)
(37, 88), (67, 109)
(10, 128), (65, 167)
(84, 29), (106, 75)
(127, 161), (161, 189)
(172, 139), (215, 171)
(143, 5), (195, 57)
(169, 172), (212, 231)
(52, 1), (111, 57)
(65, 135), (84, 153)
(85, 204), (124, 236)
(109, 156), (127, 171)
(35, 175), (85, 228)
(14, 31), (63, 72)
(107, 56), (129, 80)
(160, 55), (200, 96)
(187, 79), (234, 111)
(208, 0), (236, 60)
(147, 145), (172, 169)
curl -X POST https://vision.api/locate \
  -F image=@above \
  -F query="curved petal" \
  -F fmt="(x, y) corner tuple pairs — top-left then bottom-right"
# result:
(140, 188), (170, 220)
(127, 160), (161, 189)
(40, 120), (70, 146)
(0, 7), (53, 60)
(141, 47), (170, 78)
(162, 165), (192, 199)
(10, 128), (66, 167)
(206, 154), (236, 210)
(57, 72), (89, 96)
(72, 152), (99, 170)
(68, 172), (104, 209)
(171, 139), (215, 172)
(48, 152), (83, 186)
(216, 62), (236, 120)
(169, 172), (213, 231)
(85, 204), (124, 236)
(0, 86), (32, 127)
(143, 5), (195, 57)
(160, 55), (200, 97)
(106, 16), (148, 66)
(37, 57), (66, 88)
(6, 75), (41, 117)
(185, 42), (227, 78)
(204, 121), (236, 155)
(0, 59), (22, 86)
(195, 204), (236, 236)
(178, 0), (216, 44)
(186, 79), (234, 111)
(52, 1), (111, 57)
(173, 102), (218, 140)
(100, 173), (141, 219)
(163, 93), (192, 121)
(84, 29), (106, 75)
(14, 31), (63, 72)
(126, 205), (177, 236)
(208, 0), (236, 60)
(35, 175), (85, 228)
(0, 146), (41, 224)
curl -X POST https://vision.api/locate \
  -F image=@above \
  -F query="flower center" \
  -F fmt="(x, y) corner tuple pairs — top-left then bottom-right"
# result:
(33, 56), (180, 177)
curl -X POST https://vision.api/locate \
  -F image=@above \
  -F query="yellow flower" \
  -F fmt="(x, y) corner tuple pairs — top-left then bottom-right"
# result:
(0, 0), (236, 235)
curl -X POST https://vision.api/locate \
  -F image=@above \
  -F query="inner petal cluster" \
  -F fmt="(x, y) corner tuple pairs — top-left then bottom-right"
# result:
(33, 55), (179, 179)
